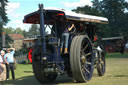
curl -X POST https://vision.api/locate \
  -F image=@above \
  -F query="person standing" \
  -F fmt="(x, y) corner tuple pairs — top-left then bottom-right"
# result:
(0, 50), (6, 81)
(125, 42), (128, 51)
(4, 48), (15, 80)
(60, 21), (74, 54)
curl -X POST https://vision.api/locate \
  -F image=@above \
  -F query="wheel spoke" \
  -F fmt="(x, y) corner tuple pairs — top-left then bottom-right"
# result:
(81, 40), (86, 47)
(83, 43), (89, 51)
(85, 52), (91, 57)
(82, 65), (90, 74)
(101, 61), (104, 64)
(86, 62), (91, 65)
(84, 68), (90, 74)
(99, 60), (104, 69)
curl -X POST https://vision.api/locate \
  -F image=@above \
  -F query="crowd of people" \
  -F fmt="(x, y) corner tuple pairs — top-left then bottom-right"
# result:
(0, 48), (15, 81)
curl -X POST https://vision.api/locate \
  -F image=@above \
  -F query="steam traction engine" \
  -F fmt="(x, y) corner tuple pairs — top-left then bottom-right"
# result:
(23, 4), (108, 83)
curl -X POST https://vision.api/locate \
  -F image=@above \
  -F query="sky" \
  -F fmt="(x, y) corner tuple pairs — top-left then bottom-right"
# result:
(4, 0), (93, 31)
(4, 0), (128, 31)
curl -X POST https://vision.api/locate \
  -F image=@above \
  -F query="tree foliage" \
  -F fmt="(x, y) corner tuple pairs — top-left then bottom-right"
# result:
(0, 0), (8, 27)
(72, 0), (128, 38)
(0, 0), (13, 48)
(100, 0), (128, 37)
(3, 24), (40, 38)
(3, 27), (28, 37)
(28, 24), (40, 36)
(72, 5), (102, 16)
(92, 0), (100, 9)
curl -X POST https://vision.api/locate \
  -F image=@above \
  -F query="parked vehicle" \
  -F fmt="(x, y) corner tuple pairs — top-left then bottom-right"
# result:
(102, 36), (125, 53)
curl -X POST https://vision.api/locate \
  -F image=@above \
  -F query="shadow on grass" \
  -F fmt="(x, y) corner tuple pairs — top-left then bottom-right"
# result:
(114, 75), (128, 77)
(106, 75), (128, 78)
(24, 71), (33, 73)
(1, 75), (75, 85)
(1, 76), (40, 85)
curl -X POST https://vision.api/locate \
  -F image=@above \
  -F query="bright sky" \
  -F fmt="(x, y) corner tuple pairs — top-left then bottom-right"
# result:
(5, 0), (128, 31)
(5, 0), (93, 31)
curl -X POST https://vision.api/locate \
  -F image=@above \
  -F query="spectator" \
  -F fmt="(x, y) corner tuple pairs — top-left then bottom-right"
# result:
(0, 50), (6, 81)
(125, 42), (128, 51)
(4, 48), (15, 80)
(120, 40), (125, 54)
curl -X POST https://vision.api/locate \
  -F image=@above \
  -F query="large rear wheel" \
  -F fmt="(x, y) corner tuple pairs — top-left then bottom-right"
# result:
(32, 41), (57, 83)
(70, 35), (94, 82)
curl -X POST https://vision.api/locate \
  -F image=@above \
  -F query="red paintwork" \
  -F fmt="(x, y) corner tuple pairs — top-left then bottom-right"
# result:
(57, 13), (64, 16)
(28, 48), (33, 63)
(24, 12), (40, 24)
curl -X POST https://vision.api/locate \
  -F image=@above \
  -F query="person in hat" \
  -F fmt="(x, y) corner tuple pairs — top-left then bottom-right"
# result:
(4, 48), (15, 80)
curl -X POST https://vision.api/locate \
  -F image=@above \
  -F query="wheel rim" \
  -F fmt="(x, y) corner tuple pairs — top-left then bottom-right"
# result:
(70, 35), (94, 82)
(80, 38), (93, 80)
(97, 51), (106, 76)
(99, 54), (105, 73)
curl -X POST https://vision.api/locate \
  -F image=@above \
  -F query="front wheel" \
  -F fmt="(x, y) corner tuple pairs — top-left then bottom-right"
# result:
(32, 41), (57, 84)
(70, 35), (94, 82)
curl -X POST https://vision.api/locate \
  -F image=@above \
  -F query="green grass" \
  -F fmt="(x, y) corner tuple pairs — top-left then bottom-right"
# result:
(0, 64), (39, 85)
(1, 53), (128, 85)
(106, 53), (128, 58)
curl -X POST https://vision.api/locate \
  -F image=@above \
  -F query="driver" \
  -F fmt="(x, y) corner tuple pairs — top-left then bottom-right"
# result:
(60, 20), (74, 54)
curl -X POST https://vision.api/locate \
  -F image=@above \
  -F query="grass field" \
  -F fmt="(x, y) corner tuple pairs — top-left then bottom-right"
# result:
(1, 53), (128, 85)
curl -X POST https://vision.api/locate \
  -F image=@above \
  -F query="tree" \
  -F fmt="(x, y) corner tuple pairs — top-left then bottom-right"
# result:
(14, 27), (24, 34)
(0, 0), (12, 48)
(73, 0), (128, 38)
(100, 0), (128, 37)
(92, 0), (100, 11)
(3, 27), (15, 34)
(22, 30), (28, 38)
(28, 24), (40, 36)
(3, 27), (28, 37)
(0, 0), (8, 27)
(72, 5), (102, 16)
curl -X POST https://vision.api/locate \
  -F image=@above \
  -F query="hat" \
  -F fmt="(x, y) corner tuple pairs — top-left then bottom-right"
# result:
(1, 50), (5, 55)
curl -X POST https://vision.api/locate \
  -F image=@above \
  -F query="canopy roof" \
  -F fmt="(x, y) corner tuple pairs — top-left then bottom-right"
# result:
(23, 8), (108, 24)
